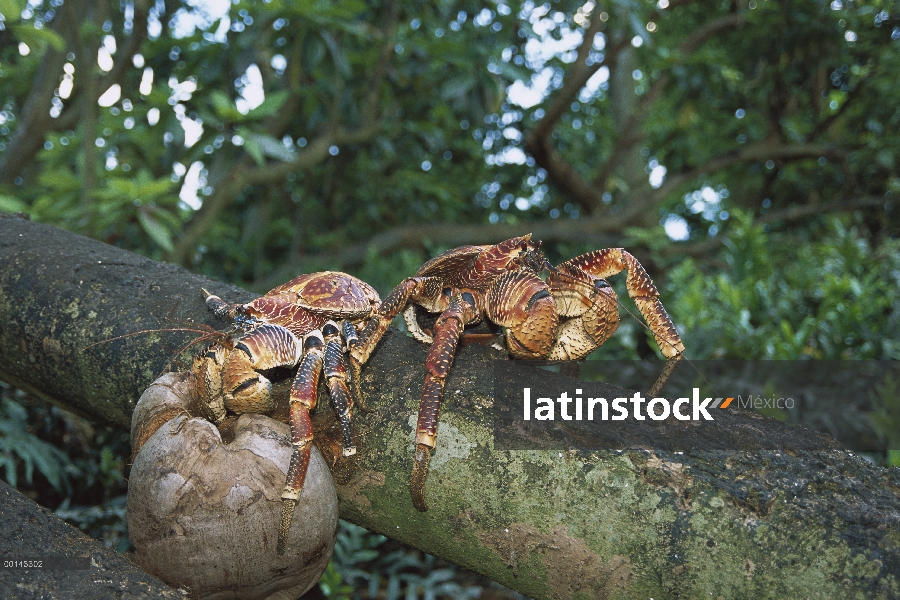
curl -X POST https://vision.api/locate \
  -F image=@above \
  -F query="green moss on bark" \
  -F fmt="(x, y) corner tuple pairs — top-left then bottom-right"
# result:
(2, 214), (898, 600)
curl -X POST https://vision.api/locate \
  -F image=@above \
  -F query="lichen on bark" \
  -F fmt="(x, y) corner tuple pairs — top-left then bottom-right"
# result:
(1, 213), (899, 600)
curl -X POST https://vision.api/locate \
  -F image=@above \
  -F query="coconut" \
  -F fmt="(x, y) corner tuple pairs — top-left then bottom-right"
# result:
(127, 372), (338, 599)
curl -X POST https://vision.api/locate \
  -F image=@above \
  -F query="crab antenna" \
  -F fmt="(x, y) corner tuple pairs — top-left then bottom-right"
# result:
(82, 327), (222, 350)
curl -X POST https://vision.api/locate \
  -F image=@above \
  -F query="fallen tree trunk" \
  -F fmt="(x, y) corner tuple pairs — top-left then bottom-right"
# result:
(0, 481), (181, 598)
(1, 213), (898, 599)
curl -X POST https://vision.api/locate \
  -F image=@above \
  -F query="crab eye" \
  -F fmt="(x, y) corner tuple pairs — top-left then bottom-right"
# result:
(442, 287), (452, 297)
(461, 292), (476, 308)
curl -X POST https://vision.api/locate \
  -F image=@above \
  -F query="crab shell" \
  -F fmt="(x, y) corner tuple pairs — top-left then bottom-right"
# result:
(413, 235), (540, 289)
(241, 271), (380, 337)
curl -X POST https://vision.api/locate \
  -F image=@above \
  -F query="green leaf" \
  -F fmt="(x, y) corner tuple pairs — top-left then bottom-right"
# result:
(492, 62), (533, 84)
(246, 89), (291, 120)
(137, 209), (174, 252)
(0, 399), (70, 491)
(321, 31), (351, 77)
(0, 195), (27, 213)
(242, 134), (265, 166)
(0, 0), (24, 21)
(210, 90), (244, 121)
(302, 36), (326, 71)
(37, 167), (81, 192)
(245, 132), (296, 162)
(440, 75), (475, 100)
(11, 23), (66, 52)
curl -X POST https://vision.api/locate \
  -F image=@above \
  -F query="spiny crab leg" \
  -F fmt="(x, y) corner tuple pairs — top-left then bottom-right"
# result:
(322, 322), (357, 457)
(341, 320), (370, 413)
(354, 276), (436, 365)
(411, 294), (477, 512)
(279, 331), (324, 556)
(552, 249), (685, 396)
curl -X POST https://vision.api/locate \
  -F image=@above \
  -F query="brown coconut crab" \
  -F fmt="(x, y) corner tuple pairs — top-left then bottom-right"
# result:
(352, 235), (684, 511)
(188, 271), (380, 554)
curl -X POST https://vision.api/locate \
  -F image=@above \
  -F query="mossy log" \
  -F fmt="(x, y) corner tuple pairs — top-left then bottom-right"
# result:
(1, 213), (899, 599)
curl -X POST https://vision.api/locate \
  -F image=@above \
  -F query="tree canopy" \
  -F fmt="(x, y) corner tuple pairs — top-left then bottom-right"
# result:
(2, 0), (897, 286)
(3, 0), (899, 375)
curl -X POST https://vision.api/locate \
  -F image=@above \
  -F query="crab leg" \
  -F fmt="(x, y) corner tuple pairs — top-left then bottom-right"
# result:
(554, 249), (684, 395)
(354, 278), (420, 364)
(278, 332), (324, 556)
(411, 294), (477, 512)
(340, 319), (369, 412)
(354, 276), (444, 365)
(322, 321), (357, 457)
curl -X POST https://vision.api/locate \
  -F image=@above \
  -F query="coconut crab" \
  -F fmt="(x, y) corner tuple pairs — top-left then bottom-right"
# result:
(186, 272), (379, 554)
(353, 235), (684, 511)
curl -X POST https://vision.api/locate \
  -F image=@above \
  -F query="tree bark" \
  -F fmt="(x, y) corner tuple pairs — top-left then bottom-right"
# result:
(0, 480), (180, 598)
(1, 213), (898, 599)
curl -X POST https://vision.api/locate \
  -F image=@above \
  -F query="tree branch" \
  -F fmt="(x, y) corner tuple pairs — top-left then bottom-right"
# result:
(0, 481), (179, 597)
(594, 12), (750, 193)
(168, 122), (384, 265)
(523, 134), (607, 212)
(651, 141), (842, 203)
(362, 0), (399, 123)
(754, 194), (890, 226)
(0, 0), (151, 186)
(524, 30), (630, 213)
(524, 10), (748, 219)
(255, 191), (888, 288)
(1, 213), (898, 599)
(678, 12), (747, 55)
(528, 15), (621, 144)
(98, 0), (151, 96)
(0, 42), (67, 185)
(658, 195), (893, 258)
(810, 73), (869, 140)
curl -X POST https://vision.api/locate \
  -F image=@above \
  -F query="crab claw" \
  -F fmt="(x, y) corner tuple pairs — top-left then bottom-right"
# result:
(487, 271), (558, 358)
(221, 324), (302, 415)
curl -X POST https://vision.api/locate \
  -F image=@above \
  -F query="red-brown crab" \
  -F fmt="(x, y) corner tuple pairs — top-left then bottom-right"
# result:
(353, 235), (684, 511)
(189, 271), (380, 553)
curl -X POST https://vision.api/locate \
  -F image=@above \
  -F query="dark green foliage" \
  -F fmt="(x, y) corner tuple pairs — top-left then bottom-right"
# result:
(327, 521), (514, 600)
(0, 381), (131, 551)
(0, 392), (75, 493)
(667, 212), (900, 361)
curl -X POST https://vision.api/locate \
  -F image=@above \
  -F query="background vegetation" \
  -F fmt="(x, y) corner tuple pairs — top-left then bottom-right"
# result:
(1, 0), (898, 597)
